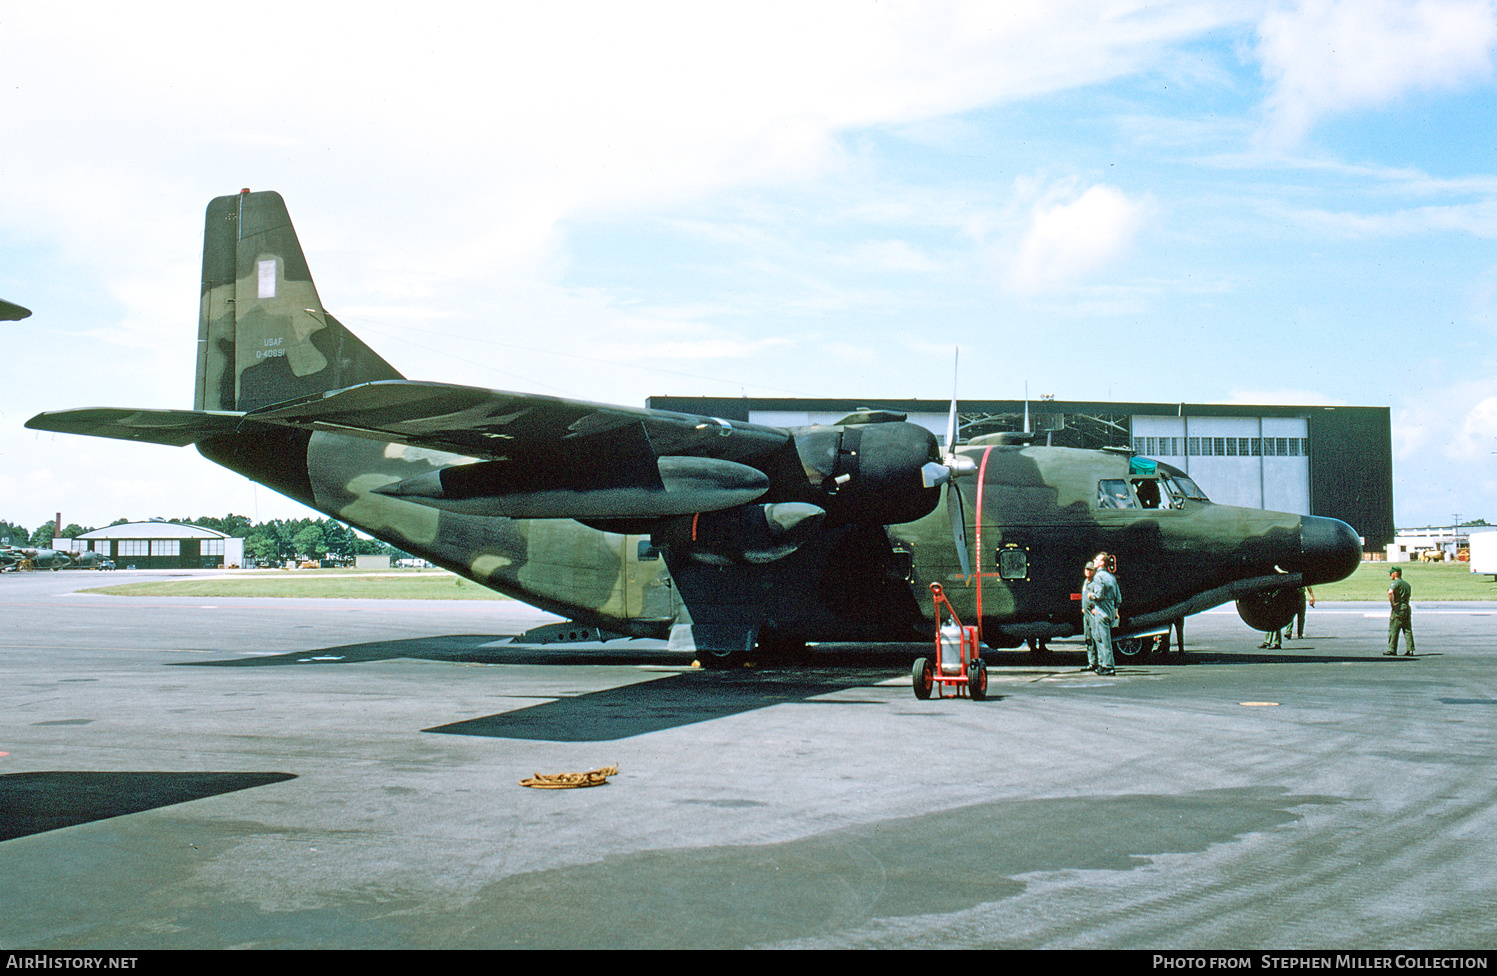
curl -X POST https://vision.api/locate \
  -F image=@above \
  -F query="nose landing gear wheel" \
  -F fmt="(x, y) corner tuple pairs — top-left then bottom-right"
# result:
(1113, 636), (1155, 663)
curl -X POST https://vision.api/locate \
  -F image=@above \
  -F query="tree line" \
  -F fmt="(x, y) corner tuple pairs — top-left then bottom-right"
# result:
(0, 515), (406, 564)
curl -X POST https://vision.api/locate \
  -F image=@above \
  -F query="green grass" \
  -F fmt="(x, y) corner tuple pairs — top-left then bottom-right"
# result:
(77, 560), (1497, 602)
(81, 569), (511, 600)
(1312, 561), (1497, 601)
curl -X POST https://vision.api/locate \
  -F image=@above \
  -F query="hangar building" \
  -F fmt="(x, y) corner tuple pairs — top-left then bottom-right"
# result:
(646, 396), (1394, 553)
(74, 521), (244, 569)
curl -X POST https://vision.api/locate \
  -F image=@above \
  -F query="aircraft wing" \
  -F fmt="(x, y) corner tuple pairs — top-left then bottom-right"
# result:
(29, 382), (794, 520)
(0, 299), (32, 321)
(243, 380), (790, 462)
(25, 408), (245, 447)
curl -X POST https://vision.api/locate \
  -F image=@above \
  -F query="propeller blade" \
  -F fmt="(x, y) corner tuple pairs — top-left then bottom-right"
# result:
(940, 346), (976, 479)
(945, 348), (959, 459)
(947, 481), (971, 578)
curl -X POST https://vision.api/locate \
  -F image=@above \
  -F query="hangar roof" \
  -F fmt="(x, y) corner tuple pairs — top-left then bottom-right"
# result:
(77, 521), (230, 540)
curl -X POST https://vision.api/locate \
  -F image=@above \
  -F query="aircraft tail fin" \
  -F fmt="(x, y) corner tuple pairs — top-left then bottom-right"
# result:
(195, 190), (403, 413)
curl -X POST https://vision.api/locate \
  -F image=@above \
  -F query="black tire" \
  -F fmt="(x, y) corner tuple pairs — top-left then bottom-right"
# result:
(1113, 636), (1154, 663)
(912, 657), (934, 700)
(696, 646), (747, 670)
(755, 631), (810, 665)
(968, 659), (988, 701)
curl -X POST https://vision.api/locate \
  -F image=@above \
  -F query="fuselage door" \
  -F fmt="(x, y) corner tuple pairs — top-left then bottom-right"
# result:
(624, 535), (676, 622)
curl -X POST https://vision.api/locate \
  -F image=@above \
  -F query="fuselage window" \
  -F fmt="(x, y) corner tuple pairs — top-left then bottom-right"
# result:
(998, 547), (1028, 580)
(1097, 479), (1136, 509)
(1131, 478), (1164, 509)
(888, 548), (914, 582)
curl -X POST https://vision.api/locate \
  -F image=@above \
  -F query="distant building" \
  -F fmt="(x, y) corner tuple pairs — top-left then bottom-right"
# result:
(647, 396), (1395, 553)
(1389, 526), (1470, 562)
(75, 521), (244, 569)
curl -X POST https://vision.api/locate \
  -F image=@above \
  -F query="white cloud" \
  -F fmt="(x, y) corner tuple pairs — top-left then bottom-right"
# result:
(1256, 0), (1497, 145)
(1005, 183), (1151, 295)
(843, 240), (941, 273)
(1453, 395), (1497, 456)
(1288, 200), (1497, 237)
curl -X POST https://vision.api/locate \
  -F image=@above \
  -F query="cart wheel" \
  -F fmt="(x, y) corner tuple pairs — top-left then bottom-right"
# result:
(912, 657), (934, 700)
(968, 659), (988, 701)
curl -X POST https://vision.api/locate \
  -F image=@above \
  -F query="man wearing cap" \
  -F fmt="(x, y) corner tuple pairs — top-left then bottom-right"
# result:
(1386, 567), (1414, 657)
(1086, 552), (1122, 675)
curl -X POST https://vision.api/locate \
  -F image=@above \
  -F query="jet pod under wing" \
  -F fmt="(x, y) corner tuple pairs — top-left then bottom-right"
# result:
(374, 454), (772, 519)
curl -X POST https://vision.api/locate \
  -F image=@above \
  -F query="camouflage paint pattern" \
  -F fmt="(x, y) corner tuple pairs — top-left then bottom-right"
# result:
(29, 190), (1363, 656)
(196, 192), (401, 413)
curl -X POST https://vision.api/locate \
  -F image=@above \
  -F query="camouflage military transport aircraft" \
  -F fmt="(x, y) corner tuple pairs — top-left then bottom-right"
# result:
(0, 546), (71, 571)
(27, 191), (1362, 665)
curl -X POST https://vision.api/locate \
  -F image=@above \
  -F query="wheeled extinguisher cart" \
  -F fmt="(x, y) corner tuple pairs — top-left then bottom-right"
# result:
(913, 582), (988, 701)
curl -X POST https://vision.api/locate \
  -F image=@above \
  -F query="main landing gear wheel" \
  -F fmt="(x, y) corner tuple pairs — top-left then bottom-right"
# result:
(912, 657), (934, 700)
(1113, 636), (1155, 663)
(968, 658), (988, 701)
(696, 646), (748, 670)
(755, 632), (810, 665)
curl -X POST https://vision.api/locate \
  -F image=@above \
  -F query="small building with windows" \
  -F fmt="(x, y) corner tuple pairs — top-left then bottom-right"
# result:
(74, 521), (244, 569)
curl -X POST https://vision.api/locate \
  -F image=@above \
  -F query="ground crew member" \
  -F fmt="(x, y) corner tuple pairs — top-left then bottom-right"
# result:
(1387, 568), (1414, 656)
(1285, 586), (1315, 640)
(1086, 552), (1121, 675)
(1080, 562), (1096, 671)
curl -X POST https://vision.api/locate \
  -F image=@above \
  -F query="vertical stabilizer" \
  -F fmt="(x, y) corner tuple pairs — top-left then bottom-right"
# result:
(195, 190), (402, 412)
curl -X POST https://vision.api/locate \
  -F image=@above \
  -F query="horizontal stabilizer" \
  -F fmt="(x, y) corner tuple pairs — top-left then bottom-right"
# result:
(25, 408), (244, 447)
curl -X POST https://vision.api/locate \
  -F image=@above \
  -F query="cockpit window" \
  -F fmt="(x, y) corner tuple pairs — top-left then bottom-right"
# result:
(1167, 475), (1209, 501)
(1097, 479), (1136, 509)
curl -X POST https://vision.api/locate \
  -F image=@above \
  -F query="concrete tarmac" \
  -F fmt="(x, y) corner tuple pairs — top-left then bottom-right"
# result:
(2, 570), (1495, 950)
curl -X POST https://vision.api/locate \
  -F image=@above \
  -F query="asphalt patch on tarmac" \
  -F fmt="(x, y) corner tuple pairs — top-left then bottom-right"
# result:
(438, 786), (1340, 949)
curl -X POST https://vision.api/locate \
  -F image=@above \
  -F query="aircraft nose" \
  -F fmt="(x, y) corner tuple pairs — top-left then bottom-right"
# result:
(1299, 516), (1362, 585)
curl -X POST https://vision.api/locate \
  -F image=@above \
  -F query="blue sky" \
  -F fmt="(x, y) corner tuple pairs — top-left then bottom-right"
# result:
(3, 1), (1496, 533)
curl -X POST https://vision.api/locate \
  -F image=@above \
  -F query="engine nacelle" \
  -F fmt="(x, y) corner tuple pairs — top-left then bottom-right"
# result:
(653, 502), (825, 565)
(1236, 586), (1301, 631)
(791, 421), (941, 525)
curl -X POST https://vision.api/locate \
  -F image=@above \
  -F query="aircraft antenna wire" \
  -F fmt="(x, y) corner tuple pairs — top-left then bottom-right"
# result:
(974, 445), (995, 641)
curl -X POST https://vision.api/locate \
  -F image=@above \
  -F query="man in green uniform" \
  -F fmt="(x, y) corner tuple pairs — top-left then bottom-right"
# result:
(1386, 568), (1414, 656)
